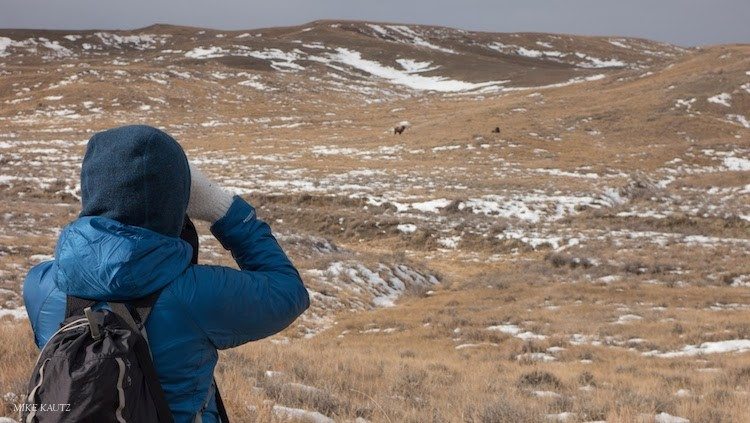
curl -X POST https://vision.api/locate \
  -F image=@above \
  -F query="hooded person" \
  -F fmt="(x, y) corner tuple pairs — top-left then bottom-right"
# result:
(23, 125), (310, 422)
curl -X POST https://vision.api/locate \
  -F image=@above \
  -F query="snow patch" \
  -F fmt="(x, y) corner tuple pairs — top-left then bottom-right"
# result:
(488, 324), (547, 341)
(94, 32), (166, 50)
(395, 58), (439, 73)
(724, 156), (750, 171)
(331, 48), (505, 92)
(396, 224), (417, 234)
(725, 114), (750, 129)
(410, 198), (452, 213)
(0, 306), (27, 320)
(613, 314), (642, 324)
(368, 24), (457, 54)
(654, 412), (690, 423)
(708, 93), (732, 107)
(646, 339), (750, 358)
(184, 46), (227, 59)
(272, 405), (334, 423)
(323, 261), (438, 308)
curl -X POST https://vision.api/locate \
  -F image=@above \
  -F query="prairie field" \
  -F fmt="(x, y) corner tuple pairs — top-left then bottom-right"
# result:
(1, 21), (749, 422)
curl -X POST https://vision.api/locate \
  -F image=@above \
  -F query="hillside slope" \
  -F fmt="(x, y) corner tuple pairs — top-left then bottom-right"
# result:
(1, 21), (749, 422)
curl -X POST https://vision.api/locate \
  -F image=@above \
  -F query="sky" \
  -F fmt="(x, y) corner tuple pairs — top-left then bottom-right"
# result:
(1, 0), (748, 47)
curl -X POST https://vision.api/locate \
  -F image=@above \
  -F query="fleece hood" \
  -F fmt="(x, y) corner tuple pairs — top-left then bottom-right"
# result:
(54, 216), (192, 300)
(80, 125), (191, 237)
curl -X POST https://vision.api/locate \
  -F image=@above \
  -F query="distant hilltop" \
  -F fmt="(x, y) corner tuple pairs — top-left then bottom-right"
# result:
(0, 20), (691, 93)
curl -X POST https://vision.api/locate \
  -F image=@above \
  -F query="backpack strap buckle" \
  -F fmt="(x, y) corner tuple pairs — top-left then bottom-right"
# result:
(84, 307), (102, 340)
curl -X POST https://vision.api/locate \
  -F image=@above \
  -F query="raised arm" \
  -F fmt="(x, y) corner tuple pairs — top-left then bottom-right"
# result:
(173, 165), (309, 348)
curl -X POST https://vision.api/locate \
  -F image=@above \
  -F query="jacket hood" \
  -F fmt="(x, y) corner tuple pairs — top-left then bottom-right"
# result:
(54, 216), (192, 300)
(79, 125), (191, 237)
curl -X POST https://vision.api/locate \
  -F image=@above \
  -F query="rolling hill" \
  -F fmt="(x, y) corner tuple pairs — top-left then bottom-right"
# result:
(1, 20), (749, 422)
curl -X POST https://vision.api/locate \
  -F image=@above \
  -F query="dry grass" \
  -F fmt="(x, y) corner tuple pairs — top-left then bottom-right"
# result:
(213, 281), (750, 422)
(0, 323), (37, 418)
(6, 275), (750, 422)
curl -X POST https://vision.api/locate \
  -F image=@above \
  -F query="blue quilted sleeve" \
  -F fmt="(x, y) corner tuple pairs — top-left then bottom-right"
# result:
(171, 197), (309, 348)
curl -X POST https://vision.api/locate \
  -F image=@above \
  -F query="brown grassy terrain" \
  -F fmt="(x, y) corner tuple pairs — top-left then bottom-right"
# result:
(1, 21), (749, 422)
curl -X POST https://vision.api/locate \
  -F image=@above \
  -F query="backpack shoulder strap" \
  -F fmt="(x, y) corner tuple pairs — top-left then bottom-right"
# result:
(129, 316), (174, 423)
(65, 288), (161, 323)
(215, 384), (230, 423)
(108, 290), (174, 423)
(129, 289), (164, 326)
(65, 295), (96, 319)
(105, 289), (163, 329)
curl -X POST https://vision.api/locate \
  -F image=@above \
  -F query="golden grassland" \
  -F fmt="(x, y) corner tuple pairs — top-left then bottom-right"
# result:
(4, 273), (750, 422)
(0, 28), (748, 422)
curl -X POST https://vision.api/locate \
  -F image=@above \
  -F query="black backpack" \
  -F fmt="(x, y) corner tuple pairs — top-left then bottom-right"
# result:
(23, 217), (230, 423)
(22, 292), (174, 422)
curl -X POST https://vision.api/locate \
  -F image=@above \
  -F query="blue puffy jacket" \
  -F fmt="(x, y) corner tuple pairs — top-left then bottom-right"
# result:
(23, 196), (310, 422)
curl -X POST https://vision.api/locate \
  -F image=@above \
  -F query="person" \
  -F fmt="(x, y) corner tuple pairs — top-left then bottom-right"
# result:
(22, 125), (310, 422)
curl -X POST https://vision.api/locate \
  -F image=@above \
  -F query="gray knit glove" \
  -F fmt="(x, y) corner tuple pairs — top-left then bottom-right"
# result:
(186, 163), (234, 223)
